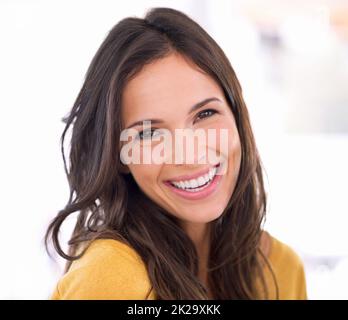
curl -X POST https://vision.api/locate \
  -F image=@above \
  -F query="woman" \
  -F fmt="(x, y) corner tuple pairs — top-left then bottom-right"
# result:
(46, 7), (307, 300)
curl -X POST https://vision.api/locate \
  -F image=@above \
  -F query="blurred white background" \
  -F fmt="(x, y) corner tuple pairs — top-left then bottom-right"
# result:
(0, 0), (347, 299)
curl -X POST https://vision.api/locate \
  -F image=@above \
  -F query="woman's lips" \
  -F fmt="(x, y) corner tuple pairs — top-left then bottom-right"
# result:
(165, 163), (220, 183)
(163, 163), (223, 201)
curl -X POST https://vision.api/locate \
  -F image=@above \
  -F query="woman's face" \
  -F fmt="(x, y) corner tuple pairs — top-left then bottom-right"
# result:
(121, 53), (241, 226)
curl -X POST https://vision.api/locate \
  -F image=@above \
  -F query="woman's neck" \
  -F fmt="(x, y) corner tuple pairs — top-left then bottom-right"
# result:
(181, 221), (211, 289)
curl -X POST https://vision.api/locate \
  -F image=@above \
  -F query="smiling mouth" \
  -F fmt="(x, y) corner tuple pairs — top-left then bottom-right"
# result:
(166, 163), (220, 193)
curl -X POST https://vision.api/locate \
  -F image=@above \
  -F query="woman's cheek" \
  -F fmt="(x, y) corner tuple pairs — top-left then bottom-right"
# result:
(207, 119), (237, 175)
(228, 127), (242, 183)
(129, 164), (160, 193)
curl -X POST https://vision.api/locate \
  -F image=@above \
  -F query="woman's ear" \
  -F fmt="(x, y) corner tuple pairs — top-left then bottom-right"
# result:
(119, 162), (130, 175)
(118, 142), (131, 174)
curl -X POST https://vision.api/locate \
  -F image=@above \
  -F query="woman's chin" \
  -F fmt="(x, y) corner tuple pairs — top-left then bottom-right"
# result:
(177, 209), (225, 224)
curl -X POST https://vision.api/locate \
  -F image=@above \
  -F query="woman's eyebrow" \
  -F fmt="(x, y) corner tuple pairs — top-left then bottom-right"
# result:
(189, 97), (221, 114)
(125, 97), (221, 129)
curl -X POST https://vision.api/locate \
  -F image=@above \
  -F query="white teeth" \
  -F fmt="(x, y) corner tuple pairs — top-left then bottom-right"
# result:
(197, 176), (205, 186)
(189, 179), (198, 188)
(170, 165), (218, 191)
(209, 167), (217, 179)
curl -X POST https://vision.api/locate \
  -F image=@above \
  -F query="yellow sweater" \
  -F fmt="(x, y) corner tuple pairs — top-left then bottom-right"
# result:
(50, 233), (307, 300)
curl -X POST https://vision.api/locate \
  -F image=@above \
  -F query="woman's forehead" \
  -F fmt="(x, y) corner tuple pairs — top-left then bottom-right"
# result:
(121, 54), (225, 121)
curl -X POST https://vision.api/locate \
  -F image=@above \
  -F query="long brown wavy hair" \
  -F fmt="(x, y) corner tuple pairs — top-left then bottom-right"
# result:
(45, 7), (278, 300)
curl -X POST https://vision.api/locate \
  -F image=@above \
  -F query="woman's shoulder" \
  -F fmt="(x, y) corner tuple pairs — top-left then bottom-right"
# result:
(264, 232), (303, 268)
(69, 238), (144, 271)
(50, 238), (155, 300)
(260, 231), (307, 299)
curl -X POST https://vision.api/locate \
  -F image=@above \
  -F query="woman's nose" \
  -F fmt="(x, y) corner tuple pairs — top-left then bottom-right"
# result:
(162, 129), (218, 166)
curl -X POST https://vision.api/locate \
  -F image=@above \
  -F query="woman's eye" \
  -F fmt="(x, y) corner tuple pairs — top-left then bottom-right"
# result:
(137, 128), (160, 140)
(195, 109), (217, 122)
